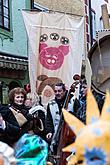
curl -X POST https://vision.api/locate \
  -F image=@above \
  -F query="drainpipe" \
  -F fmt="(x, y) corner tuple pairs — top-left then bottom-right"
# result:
(31, 0), (34, 9)
(88, 0), (93, 46)
(0, 82), (3, 104)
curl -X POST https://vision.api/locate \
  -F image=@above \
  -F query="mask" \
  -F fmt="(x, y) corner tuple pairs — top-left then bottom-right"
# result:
(63, 89), (110, 165)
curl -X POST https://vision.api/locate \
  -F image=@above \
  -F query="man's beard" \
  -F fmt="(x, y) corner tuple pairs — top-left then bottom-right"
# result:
(55, 92), (67, 104)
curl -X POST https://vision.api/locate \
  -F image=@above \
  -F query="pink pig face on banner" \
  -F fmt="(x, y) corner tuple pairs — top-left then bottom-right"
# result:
(39, 33), (70, 70)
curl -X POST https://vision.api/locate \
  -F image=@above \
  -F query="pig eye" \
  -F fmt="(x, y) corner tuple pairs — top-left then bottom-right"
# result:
(40, 34), (48, 42)
(50, 33), (59, 41)
(60, 36), (69, 45)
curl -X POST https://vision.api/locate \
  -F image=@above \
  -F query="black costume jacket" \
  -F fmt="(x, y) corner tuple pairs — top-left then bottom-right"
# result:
(0, 104), (31, 146)
(46, 92), (74, 138)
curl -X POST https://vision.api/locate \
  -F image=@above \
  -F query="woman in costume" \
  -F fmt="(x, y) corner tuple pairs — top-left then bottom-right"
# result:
(0, 87), (39, 146)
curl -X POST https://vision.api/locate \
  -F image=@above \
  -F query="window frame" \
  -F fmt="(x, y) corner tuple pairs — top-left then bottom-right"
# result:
(0, 0), (10, 31)
(0, 0), (13, 41)
(32, 1), (49, 11)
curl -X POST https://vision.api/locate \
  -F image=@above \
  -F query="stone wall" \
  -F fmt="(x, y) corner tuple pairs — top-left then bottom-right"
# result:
(34, 0), (84, 16)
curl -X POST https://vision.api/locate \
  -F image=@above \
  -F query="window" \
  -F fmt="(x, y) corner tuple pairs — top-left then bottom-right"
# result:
(0, 0), (10, 30)
(91, 9), (96, 41)
(32, 1), (48, 11)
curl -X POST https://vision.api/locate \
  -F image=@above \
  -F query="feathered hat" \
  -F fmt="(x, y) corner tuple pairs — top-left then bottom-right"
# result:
(62, 89), (110, 165)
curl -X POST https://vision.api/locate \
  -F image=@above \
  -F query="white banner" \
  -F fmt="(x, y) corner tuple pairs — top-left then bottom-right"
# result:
(22, 11), (84, 101)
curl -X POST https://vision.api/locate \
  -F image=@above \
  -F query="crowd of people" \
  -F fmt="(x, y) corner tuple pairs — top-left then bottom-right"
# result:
(0, 78), (104, 164)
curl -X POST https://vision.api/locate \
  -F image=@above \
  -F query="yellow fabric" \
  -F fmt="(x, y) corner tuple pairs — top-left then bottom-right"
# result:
(62, 142), (75, 152)
(66, 154), (77, 165)
(63, 90), (110, 165)
(101, 90), (110, 121)
(62, 108), (85, 135)
(86, 89), (100, 124)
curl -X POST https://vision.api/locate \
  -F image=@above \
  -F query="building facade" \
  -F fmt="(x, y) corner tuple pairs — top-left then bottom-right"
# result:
(85, 0), (110, 51)
(0, 0), (32, 104)
(91, 0), (110, 31)
(33, 0), (84, 16)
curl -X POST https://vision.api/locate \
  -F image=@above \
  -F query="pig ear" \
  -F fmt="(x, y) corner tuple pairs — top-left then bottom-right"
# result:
(39, 43), (47, 52)
(59, 45), (69, 56)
